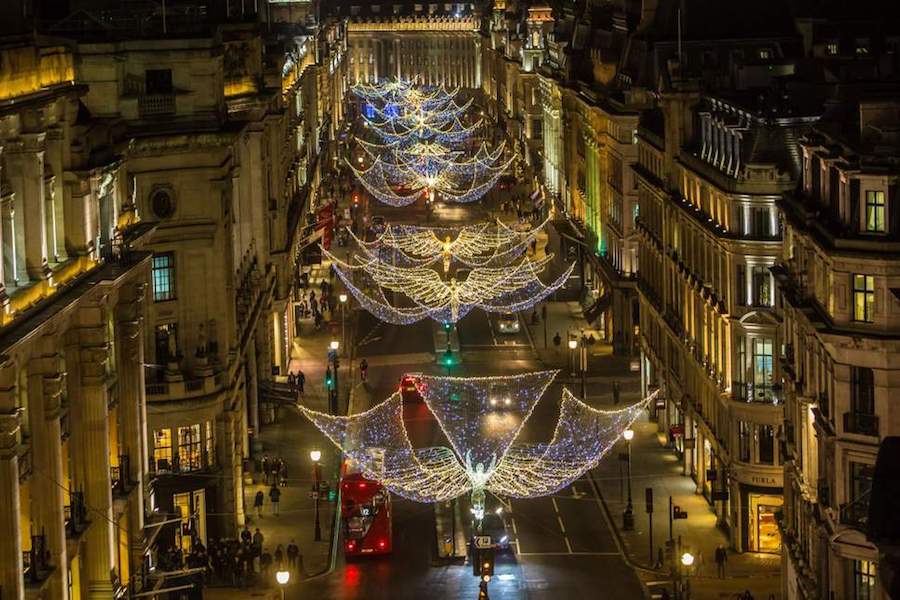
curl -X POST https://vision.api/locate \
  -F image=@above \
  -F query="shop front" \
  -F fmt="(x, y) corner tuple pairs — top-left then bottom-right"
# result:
(738, 482), (783, 553)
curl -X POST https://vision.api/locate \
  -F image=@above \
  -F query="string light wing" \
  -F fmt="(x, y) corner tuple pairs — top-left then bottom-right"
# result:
(299, 394), (470, 502)
(415, 371), (559, 468)
(486, 389), (657, 498)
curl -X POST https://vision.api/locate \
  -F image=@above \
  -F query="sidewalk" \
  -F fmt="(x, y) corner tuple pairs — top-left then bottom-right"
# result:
(591, 414), (782, 599)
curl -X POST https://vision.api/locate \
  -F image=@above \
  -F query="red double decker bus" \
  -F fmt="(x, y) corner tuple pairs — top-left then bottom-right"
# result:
(341, 467), (392, 556)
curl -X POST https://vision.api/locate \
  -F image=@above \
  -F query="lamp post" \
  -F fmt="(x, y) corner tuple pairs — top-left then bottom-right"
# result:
(579, 332), (587, 399)
(679, 551), (694, 600)
(276, 569), (290, 600)
(339, 293), (348, 356)
(567, 338), (577, 377)
(622, 428), (634, 531)
(310, 449), (322, 542)
(329, 340), (340, 413)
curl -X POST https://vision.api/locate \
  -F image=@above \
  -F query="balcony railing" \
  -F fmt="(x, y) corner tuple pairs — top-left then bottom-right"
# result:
(22, 533), (50, 583)
(843, 412), (879, 437)
(733, 382), (779, 404)
(110, 454), (135, 495)
(64, 491), (89, 537)
(138, 94), (175, 117)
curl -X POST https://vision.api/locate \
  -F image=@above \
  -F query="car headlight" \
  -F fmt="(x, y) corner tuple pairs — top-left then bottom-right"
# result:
(499, 535), (509, 544)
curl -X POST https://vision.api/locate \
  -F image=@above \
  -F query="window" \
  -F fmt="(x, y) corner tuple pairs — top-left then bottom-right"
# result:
(852, 274), (875, 322)
(758, 425), (775, 465)
(205, 420), (216, 467)
(738, 421), (752, 462)
(853, 559), (877, 600)
(177, 424), (202, 471)
(758, 48), (771, 60)
(752, 265), (772, 307)
(850, 461), (874, 504)
(145, 69), (173, 95)
(850, 366), (875, 415)
(152, 253), (176, 302)
(752, 338), (774, 401)
(826, 42), (839, 55)
(153, 429), (173, 471)
(865, 190), (885, 232)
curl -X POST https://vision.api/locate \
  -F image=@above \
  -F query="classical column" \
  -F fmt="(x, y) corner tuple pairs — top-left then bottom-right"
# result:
(116, 284), (148, 574)
(28, 343), (68, 600)
(0, 356), (24, 600)
(68, 310), (116, 599)
(44, 128), (65, 263)
(217, 408), (245, 535)
(5, 134), (50, 282)
(247, 344), (260, 453)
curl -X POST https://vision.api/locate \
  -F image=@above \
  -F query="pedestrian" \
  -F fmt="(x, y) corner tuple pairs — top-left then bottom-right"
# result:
(613, 381), (621, 405)
(280, 461), (289, 487)
(715, 545), (727, 578)
(269, 485), (281, 515)
(287, 540), (300, 569)
(297, 370), (305, 395)
(240, 525), (252, 544)
(288, 372), (296, 394)
(252, 528), (264, 550)
(262, 454), (271, 485)
(254, 489), (265, 518)
(274, 544), (285, 568)
(553, 331), (562, 348)
(275, 456), (285, 486)
(360, 358), (368, 382)
(741, 591), (754, 600)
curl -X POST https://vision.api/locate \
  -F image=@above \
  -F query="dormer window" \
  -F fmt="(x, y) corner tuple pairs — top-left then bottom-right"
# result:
(826, 42), (839, 56)
(865, 190), (886, 233)
(758, 48), (771, 60)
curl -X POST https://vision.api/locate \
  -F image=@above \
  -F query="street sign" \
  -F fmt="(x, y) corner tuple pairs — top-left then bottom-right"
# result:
(473, 535), (493, 549)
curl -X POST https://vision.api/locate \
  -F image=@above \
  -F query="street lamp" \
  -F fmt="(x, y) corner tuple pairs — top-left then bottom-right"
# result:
(622, 428), (634, 531)
(276, 570), (290, 600)
(329, 340), (340, 413)
(339, 294), (348, 356)
(679, 552), (694, 600)
(567, 338), (577, 377)
(310, 449), (322, 542)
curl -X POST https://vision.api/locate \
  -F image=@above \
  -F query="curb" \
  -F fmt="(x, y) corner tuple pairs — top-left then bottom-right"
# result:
(586, 467), (662, 600)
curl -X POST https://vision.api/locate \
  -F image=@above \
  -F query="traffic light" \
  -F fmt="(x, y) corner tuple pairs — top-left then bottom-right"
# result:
(479, 548), (495, 577)
(325, 371), (334, 389)
(442, 321), (452, 332)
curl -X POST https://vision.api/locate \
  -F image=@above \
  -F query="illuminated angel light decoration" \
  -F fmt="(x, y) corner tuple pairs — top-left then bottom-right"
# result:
(300, 371), (655, 519)
(348, 141), (512, 206)
(324, 249), (574, 323)
(347, 216), (551, 271)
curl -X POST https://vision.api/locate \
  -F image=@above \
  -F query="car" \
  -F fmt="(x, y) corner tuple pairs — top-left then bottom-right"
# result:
(497, 312), (520, 334)
(399, 375), (423, 403)
(488, 395), (513, 410)
(476, 507), (512, 553)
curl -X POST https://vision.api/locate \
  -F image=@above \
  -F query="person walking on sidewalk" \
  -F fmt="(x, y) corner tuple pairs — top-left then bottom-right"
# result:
(288, 372), (296, 395)
(254, 490), (265, 518)
(240, 525), (252, 544)
(715, 545), (728, 578)
(287, 540), (300, 570)
(297, 370), (306, 395)
(360, 358), (368, 382)
(613, 381), (621, 405)
(252, 528), (264, 551)
(269, 485), (282, 515)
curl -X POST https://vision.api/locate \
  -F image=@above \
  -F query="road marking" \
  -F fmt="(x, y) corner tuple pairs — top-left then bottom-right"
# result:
(517, 552), (621, 557)
(550, 497), (573, 553)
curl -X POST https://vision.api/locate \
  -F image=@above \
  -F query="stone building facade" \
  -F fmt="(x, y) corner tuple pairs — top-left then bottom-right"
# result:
(777, 97), (900, 600)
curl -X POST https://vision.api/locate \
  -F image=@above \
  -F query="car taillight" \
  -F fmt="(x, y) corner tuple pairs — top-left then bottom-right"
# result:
(347, 540), (356, 551)
(378, 539), (386, 549)
(359, 482), (367, 489)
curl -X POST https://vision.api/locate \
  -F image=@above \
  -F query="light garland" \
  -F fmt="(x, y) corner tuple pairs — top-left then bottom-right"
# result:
(301, 373), (657, 512)
(348, 217), (551, 269)
(324, 248), (574, 323)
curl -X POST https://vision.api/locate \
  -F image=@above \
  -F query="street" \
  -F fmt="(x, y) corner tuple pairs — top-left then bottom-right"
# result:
(293, 196), (645, 599)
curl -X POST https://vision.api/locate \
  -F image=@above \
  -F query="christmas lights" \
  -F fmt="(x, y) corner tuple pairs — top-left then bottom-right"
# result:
(324, 248), (574, 323)
(300, 373), (658, 508)
(348, 217), (551, 269)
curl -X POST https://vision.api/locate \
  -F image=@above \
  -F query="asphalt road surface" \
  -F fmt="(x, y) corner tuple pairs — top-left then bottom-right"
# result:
(294, 195), (643, 599)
